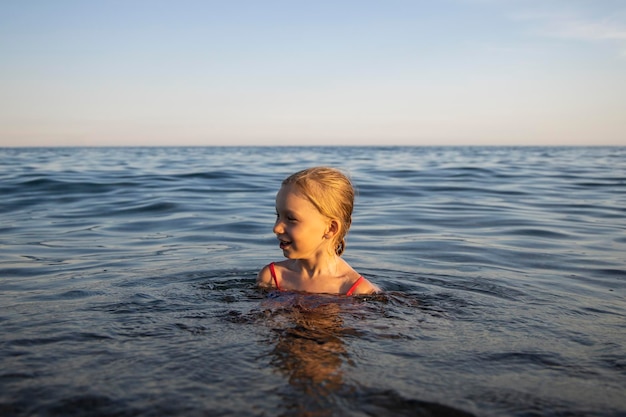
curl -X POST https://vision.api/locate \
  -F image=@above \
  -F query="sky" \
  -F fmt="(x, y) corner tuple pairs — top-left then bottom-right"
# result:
(1, 0), (625, 147)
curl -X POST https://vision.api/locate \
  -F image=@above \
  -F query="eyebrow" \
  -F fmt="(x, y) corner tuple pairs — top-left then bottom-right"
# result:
(275, 208), (299, 217)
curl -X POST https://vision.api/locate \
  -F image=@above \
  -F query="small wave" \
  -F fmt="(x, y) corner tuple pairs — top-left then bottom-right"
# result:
(110, 201), (179, 215)
(348, 386), (476, 417)
(481, 351), (565, 369)
(505, 228), (571, 239)
(178, 170), (238, 180)
(40, 394), (133, 417)
(16, 177), (135, 195)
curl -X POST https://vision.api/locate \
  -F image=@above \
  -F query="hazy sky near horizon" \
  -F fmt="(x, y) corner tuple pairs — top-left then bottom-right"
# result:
(1, 0), (625, 147)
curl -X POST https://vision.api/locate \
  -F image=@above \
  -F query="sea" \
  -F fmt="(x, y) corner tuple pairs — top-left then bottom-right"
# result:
(1, 146), (624, 417)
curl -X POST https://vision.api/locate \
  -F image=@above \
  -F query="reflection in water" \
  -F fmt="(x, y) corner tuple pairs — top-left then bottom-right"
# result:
(259, 292), (477, 417)
(263, 294), (356, 417)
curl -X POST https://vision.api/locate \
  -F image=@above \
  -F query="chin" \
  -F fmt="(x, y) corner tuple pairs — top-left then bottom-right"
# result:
(283, 250), (304, 260)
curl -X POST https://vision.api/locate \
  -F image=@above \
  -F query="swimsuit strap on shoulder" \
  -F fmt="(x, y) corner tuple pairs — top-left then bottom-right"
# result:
(269, 262), (281, 290)
(346, 276), (365, 296)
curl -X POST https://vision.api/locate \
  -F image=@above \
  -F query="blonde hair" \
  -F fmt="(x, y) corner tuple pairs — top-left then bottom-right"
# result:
(282, 167), (354, 256)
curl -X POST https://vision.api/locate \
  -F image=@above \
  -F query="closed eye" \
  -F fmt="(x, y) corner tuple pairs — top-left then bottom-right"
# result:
(275, 211), (297, 222)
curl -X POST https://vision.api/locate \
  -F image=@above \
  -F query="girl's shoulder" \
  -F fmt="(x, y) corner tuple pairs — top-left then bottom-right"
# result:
(350, 276), (380, 295)
(257, 261), (290, 289)
(257, 262), (277, 288)
(339, 260), (379, 295)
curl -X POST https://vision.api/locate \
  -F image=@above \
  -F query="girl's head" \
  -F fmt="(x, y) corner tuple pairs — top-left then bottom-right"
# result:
(281, 167), (354, 256)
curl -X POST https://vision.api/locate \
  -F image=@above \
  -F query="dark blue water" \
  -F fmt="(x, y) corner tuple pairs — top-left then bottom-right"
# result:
(1, 146), (625, 417)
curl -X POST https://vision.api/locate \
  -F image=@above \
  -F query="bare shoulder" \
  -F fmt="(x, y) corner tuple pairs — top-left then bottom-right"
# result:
(340, 259), (380, 295)
(353, 277), (381, 295)
(256, 264), (274, 288)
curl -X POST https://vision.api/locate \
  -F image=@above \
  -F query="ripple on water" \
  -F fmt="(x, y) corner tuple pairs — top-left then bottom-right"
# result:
(1, 146), (625, 417)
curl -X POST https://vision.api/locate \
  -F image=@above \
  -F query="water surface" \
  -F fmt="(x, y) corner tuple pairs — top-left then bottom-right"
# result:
(1, 146), (625, 416)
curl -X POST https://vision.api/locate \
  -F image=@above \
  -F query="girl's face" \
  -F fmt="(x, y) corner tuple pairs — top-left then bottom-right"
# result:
(274, 184), (334, 259)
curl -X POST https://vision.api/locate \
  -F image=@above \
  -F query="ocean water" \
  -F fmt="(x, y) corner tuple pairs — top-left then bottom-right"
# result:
(0, 146), (624, 417)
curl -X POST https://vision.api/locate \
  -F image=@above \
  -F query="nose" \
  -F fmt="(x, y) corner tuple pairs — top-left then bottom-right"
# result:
(273, 218), (284, 235)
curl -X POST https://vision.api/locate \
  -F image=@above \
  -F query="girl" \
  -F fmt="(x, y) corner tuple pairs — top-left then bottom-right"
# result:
(257, 167), (378, 295)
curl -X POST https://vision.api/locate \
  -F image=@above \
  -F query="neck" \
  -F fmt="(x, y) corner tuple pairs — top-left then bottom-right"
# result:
(294, 252), (339, 279)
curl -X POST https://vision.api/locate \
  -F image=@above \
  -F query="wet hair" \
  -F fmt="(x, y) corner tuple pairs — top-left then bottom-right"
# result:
(282, 166), (354, 256)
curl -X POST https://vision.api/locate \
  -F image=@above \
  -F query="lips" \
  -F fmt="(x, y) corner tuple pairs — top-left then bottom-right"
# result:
(278, 238), (291, 250)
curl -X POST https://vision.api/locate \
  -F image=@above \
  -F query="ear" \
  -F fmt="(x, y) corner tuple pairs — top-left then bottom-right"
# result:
(325, 219), (340, 238)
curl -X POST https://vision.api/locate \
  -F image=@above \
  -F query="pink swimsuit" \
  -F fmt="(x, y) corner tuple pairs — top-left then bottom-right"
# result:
(268, 262), (365, 296)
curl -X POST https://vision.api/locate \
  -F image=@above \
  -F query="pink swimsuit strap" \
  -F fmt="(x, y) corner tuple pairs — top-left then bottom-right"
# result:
(346, 276), (365, 296)
(268, 262), (364, 296)
(269, 262), (281, 290)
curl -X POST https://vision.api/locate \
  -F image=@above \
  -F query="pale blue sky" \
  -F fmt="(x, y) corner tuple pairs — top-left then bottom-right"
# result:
(1, 0), (625, 146)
